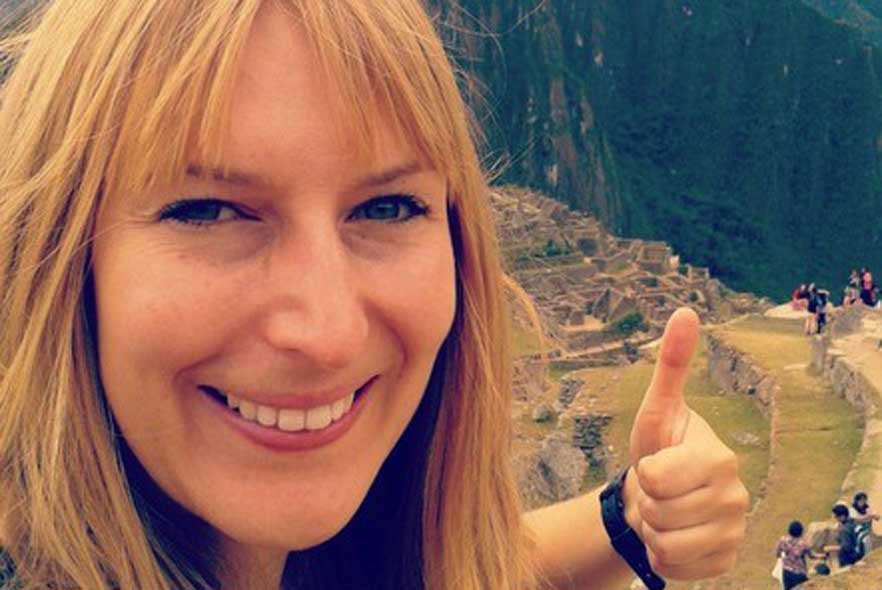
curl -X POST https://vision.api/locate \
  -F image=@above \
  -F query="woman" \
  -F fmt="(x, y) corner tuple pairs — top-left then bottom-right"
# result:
(0, 1), (747, 589)
(860, 268), (875, 307)
(774, 521), (820, 590)
(792, 284), (809, 310)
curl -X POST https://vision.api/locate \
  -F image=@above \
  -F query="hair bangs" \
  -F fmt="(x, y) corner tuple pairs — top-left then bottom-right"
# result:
(105, 0), (466, 206)
(287, 0), (467, 199)
(103, 1), (260, 204)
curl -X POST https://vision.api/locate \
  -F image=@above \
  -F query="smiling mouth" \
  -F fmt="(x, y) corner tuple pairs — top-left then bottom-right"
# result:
(198, 382), (370, 433)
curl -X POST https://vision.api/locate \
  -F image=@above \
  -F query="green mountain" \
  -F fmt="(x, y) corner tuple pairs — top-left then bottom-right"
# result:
(434, 0), (882, 300)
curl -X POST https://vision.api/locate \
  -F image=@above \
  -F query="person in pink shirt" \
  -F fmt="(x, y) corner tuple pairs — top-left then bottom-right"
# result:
(774, 521), (823, 589)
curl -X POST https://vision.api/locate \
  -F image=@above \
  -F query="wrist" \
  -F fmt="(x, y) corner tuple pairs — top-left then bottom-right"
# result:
(622, 465), (643, 538)
(600, 466), (666, 590)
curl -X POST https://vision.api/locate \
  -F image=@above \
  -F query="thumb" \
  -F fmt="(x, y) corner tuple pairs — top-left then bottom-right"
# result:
(629, 307), (700, 463)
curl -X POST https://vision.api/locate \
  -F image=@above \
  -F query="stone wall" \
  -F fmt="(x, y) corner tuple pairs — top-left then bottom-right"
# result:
(811, 307), (880, 416)
(572, 414), (613, 473)
(706, 331), (779, 415)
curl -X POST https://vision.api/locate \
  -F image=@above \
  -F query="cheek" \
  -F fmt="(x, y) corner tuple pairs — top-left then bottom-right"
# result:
(367, 235), (457, 348)
(91, 246), (243, 437)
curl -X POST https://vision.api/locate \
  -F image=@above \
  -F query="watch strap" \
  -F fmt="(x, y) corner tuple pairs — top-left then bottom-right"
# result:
(600, 467), (666, 590)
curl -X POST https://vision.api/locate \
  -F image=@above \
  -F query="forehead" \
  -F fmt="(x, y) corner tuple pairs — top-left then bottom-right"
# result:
(217, 3), (422, 190)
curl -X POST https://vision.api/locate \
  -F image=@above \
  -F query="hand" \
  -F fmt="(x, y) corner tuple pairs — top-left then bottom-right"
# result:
(624, 308), (749, 580)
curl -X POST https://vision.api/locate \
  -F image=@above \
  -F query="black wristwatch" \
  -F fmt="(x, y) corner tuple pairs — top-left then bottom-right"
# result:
(599, 466), (666, 590)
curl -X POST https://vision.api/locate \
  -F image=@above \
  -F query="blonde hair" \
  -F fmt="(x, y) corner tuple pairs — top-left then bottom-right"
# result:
(0, 1), (543, 589)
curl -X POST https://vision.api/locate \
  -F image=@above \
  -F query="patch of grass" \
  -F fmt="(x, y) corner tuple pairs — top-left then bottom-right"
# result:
(547, 365), (572, 385)
(516, 409), (558, 441)
(606, 259), (632, 275)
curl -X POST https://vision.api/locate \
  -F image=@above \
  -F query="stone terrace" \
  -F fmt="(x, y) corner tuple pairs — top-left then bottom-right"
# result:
(492, 186), (771, 369)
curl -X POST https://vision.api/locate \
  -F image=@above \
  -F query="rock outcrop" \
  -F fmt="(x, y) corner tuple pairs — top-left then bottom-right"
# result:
(514, 433), (587, 510)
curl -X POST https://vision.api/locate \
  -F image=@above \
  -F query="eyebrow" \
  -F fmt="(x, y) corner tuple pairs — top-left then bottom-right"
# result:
(185, 161), (426, 191)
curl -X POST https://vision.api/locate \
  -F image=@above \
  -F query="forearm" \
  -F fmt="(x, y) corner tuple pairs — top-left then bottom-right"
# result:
(522, 472), (641, 590)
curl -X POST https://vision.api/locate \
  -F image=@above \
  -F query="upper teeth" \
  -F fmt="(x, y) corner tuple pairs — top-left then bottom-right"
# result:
(225, 392), (355, 432)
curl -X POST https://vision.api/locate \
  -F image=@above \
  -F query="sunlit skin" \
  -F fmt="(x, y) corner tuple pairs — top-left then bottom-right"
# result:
(91, 3), (455, 588)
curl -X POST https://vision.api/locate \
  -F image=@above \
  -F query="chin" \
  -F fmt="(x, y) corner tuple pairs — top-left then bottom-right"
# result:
(207, 486), (368, 552)
(224, 524), (343, 553)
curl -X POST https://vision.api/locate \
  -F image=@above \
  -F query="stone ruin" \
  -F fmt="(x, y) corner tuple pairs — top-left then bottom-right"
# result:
(493, 186), (772, 373)
(497, 186), (773, 509)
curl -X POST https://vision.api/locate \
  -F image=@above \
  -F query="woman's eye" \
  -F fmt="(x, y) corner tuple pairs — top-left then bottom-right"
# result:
(158, 198), (247, 227)
(351, 194), (429, 224)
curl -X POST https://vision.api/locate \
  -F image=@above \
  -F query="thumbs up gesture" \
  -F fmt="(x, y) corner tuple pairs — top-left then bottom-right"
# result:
(624, 308), (749, 580)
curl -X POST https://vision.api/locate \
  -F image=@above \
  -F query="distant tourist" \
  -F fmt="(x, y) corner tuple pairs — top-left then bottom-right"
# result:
(774, 520), (821, 589)
(804, 284), (818, 335)
(830, 503), (863, 567)
(850, 492), (881, 557)
(792, 284), (809, 310)
(842, 285), (859, 308)
(860, 267), (876, 307)
(843, 270), (860, 307)
(849, 269), (861, 291)
(815, 290), (830, 335)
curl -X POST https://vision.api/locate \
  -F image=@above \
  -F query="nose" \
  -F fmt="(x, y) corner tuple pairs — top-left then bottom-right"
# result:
(258, 223), (370, 370)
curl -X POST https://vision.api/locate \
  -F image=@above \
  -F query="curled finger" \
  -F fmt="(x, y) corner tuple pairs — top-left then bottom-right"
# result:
(639, 514), (746, 568)
(639, 479), (750, 532)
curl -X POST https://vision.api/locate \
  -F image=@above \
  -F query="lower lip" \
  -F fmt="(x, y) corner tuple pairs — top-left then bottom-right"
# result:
(200, 378), (375, 452)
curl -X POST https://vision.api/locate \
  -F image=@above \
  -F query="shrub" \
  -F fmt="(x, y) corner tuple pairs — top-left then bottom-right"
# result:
(610, 312), (647, 336)
(544, 239), (563, 257)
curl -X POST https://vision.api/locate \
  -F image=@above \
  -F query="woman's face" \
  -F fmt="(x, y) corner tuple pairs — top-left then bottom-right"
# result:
(91, 4), (456, 554)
